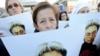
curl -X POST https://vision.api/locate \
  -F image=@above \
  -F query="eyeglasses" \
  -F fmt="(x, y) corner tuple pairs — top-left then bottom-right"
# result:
(8, 3), (19, 9)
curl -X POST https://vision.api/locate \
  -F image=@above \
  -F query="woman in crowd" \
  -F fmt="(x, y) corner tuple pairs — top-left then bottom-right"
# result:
(5, 0), (24, 16)
(32, 2), (59, 32)
(71, 2), (92, 14)
(59, 11), (69, 21)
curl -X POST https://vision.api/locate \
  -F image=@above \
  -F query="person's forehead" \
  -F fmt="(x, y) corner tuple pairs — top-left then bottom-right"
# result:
(38, 8), (54, 13)
(13, 26), (23, 30)
(43, 51), (62, 56)
(12, 27), (23, 33)
(80, 7), (89, 11)
(85, 25), (97, 32)
(37, 8), (55, 18)
(61, 13), (66, 15)
(8, 0), (19, 5)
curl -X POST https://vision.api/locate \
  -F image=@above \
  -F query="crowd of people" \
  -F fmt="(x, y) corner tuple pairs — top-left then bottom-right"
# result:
(0, 0), (100, 32)
(0, 0), (100, 56)
(2, 0), (99, 32)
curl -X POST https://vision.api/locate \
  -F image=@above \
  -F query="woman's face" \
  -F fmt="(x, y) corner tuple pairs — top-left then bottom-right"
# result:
(61, 13), (67, 21)
(84, 25), (97, 44)
(7, 0), (23, 16)
(36, 8), (57, 32)
(78, 7), (89, 14)
(12, 26), (25, 35)
(42, 51), (62, 56)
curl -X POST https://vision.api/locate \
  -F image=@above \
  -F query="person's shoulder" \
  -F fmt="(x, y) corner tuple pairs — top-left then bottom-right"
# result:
(81, 42), (96, 48)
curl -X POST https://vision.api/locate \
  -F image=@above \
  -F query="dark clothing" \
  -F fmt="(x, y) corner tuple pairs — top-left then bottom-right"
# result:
(79, 42), (97, 56)
(0, 39), (10, 56)
(34, 29), (39, 32)
(94, 47), (100, 56)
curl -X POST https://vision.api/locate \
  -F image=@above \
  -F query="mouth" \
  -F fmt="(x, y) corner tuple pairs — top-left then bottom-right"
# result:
(14, 11), (17, 13)
(88, 38), (94, 43)
(13, 11), (19, 15)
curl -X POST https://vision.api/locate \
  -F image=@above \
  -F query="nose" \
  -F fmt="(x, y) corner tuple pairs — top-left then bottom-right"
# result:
(46, 21), (51, 29)
(12, 6), (16, 10)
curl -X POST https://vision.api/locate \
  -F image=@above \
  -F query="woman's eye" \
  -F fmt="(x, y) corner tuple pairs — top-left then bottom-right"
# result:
(87, 10), (89, 13)
(20, 30), (24, 34)
(40, 21), (45, 24)
(86, 33), (90, 36)
(81, 11), (85, 13)
(50, 18), (54, 21)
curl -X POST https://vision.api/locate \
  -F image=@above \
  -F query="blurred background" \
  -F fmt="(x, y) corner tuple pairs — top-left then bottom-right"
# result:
(0, 0), (100, 17)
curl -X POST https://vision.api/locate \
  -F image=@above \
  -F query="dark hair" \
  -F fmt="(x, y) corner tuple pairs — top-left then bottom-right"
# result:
(32, 2), (59, 32)
(10, 24), (25, 34)
(59, 11), (69, 21)
(98, 3), (100, 7)
(98, 3), (100, 12)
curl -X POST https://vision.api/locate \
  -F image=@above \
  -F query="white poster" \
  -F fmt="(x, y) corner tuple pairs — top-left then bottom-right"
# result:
(1, 26), (100, 56)
(0, 12), (34, 37)
(69, 12), (100, 27)
(1, 13), (100, 56)
(59, 21), (69, 29)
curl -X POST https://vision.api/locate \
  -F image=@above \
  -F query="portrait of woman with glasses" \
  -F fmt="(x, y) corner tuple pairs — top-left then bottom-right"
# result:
(5, 0), (24, 16)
